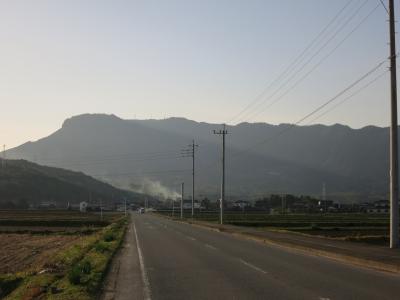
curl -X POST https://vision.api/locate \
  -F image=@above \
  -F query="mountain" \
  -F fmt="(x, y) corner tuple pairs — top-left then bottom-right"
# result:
(6, 113), (392, 202)
(0, 158), (143, 207)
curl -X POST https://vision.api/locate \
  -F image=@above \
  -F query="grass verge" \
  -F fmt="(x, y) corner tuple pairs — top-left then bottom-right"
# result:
(3, 217), (127, 300)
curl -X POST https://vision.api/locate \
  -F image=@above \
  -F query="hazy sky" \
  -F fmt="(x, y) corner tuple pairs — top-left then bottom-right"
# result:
(0, 0), (398, 148)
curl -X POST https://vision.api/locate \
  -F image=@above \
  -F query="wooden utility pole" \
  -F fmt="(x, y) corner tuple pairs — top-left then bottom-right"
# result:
(389, 0), (399, 249)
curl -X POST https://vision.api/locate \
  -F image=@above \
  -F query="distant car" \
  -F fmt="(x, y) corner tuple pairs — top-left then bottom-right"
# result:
(138, 207), (145, 214)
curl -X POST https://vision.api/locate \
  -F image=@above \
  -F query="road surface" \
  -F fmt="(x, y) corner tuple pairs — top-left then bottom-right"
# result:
(106, 213), (400, 300)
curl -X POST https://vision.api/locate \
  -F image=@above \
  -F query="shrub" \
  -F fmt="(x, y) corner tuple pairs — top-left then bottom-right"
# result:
(94, 241), (110, 253)
(0, 275), (22, 298)
(68, 265), (82, 285)
(85, 272), (102, 294)
(103, 232), (115, 242)
(68, 261), (92, 285)
(81, 261), (92, 275)
(310, 223), (320, 230)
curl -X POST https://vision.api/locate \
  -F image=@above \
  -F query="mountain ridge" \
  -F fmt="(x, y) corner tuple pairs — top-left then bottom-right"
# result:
(0, 158), (144, 207)
(6, 113), (393, 202)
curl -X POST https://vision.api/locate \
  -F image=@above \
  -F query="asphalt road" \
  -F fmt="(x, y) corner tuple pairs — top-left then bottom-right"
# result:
(129, 213), (400, 300)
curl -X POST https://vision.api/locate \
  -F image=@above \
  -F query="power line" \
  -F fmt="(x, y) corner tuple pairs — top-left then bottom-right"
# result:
(93, 169), (191, 178)
(294, 60), (386, 126)
(51, 154), (187, 167)
(24, 150), (186, 167)
(236, 0), (370, 123)
(14, 148), (183, 164)
(307, 70), (388, 124)
(240, 0), (380, 123)
(226, 0), (356, 125)
(232, 58), (387, 158)
(379, 0), (389, 14)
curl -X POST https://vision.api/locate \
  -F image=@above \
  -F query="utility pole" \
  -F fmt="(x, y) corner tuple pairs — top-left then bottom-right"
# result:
(213, 124), (228, 225)
(182, 141), (198, 218)
(100, 198), (103, 221)
(389, 0), (399, 249)
(191, 140), (196, 218)
(181, 182), (184, 219)
(2, 145), (5, 169)
(322, 182), (327, 213)
(124, 197), (127, 217)
(172, 198), (175, 218)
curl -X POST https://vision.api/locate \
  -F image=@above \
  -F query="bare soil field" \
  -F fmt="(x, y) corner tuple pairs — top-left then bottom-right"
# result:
(0, 210), (126, 299)
(0, 210), (120, 227)
(0, 233), (81, 274)
(157, 211), (391, 245)
(0, 225), (97, 233)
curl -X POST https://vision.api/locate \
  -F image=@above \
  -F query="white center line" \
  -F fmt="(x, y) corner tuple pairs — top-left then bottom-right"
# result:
(204, 243), (217, 250)
(239, 259), (268, 274)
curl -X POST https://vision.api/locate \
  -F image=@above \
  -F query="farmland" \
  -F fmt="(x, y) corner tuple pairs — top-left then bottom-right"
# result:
(156, 210), (391, 245)
(0, 234), (80, 274)
(0, 210), (126, 299)
(0, 210), (119, 229)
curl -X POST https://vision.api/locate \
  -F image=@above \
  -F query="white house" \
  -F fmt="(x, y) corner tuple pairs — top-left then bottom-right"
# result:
(182, 200), (201, 209)
(80, 201), (88, 213)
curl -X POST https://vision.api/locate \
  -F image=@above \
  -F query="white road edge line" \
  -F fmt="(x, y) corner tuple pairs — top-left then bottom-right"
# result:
(239, 259), (268, 274)
(133, 221), (152, 300)
(186, 236), (196, 241)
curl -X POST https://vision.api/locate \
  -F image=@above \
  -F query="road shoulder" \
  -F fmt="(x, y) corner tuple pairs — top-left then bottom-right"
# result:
(100, 215), (145, 300)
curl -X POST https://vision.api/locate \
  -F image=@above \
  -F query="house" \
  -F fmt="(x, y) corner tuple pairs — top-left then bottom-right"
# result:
(232, 200), (251, 210)
(80, 201), (88, 213)
(38, 202), (57, 209)
(182, 200), (201, 209)
(318, 200), (334, 208)
(367, 200), (389, 213)
(116, 203), (126, 212)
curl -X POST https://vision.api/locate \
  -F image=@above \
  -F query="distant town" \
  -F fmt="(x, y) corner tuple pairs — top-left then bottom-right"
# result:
(4, 195), (390, 215)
